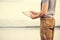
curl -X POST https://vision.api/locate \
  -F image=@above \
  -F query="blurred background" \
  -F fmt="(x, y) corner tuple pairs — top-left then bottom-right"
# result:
(0, 0), (60, 27)
(0, 0), (60, 40)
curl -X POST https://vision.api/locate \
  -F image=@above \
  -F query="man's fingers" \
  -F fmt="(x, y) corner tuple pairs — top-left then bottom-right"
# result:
(30, 14), (38, 19)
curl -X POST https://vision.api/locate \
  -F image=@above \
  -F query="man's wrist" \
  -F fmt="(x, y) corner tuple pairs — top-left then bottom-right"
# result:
(39, 13), (45, 17)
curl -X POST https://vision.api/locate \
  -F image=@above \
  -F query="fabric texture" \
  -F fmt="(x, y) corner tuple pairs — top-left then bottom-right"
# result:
(40, 17), (55, 40)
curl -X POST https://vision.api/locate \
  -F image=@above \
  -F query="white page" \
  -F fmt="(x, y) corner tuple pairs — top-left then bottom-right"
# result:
(22, 11), (31, 18)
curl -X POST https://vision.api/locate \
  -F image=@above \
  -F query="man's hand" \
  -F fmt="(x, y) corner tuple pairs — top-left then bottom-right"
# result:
(30, 11), (40, 19)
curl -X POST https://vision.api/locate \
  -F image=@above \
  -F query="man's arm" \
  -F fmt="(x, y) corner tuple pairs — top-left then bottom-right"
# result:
(39, 0), (49, 17)
(39, 2), (49, 17)
(30, 3), (49, 19)
(30, 0), (49, 19)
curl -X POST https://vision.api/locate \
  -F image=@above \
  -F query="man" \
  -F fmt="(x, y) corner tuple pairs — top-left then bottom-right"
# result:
(23, 0), (56, 40)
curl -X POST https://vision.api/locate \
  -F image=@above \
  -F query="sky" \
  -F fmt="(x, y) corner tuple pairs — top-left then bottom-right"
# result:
(0, 0), (60, 27)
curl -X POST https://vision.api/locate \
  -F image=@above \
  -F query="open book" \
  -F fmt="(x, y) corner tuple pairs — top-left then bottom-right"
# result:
(22, 11), (32, 18)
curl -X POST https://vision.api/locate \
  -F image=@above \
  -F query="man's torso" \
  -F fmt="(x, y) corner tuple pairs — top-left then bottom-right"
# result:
(41, 0), (56, 18)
